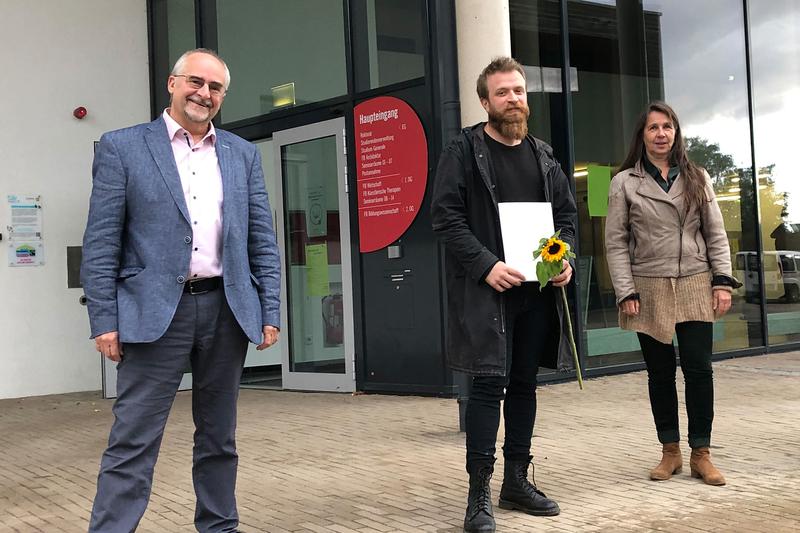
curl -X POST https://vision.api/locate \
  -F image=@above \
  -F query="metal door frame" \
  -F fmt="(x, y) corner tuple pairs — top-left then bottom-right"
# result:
(272, 117), (355, 392)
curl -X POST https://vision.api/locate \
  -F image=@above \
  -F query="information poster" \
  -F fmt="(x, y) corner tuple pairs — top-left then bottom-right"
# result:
(7, 194), (44, 267)
(305, 243), (330, 297)
(354, 96), (428, 252)
(305, 185), (327, 238)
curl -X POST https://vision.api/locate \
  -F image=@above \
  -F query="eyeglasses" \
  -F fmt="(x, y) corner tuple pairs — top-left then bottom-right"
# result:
(173, 74), (226, 97)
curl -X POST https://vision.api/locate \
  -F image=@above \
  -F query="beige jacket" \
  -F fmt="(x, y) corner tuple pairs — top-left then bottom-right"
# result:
(605, 162), (734, 304)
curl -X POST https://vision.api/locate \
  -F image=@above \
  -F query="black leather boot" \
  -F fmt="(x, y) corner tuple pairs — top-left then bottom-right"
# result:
(463, 461), (496, 533)
(498, 456), (560, 516)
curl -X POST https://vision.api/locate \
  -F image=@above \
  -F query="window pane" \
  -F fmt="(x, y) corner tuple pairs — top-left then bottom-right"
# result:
(165, 0), (195, 65)
(282, 137), (346, 374)
(510, 0), (566, 151)
(216, 0), (347, 123)
(353, 0), (426, 90)
(509, 0), (568, 378)
(151, 0), (196, 114)
(568, 0), (763, 369)
(750, 0), (800, 343)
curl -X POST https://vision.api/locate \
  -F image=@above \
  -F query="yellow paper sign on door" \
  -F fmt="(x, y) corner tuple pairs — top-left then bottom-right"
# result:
(306, 243), (330, 296)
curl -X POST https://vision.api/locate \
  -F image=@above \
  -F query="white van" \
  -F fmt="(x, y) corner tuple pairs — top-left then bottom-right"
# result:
(734, 251), (800, 303)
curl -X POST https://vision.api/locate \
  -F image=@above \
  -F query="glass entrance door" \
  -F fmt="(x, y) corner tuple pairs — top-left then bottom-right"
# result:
(273, 118), (355, 392)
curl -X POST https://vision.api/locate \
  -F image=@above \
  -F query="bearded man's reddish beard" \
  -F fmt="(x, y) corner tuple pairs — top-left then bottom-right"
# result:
(487, 103), (530, 140)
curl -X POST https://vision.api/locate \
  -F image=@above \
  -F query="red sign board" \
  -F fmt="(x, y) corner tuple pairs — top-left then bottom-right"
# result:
(354, 96), (428, 253)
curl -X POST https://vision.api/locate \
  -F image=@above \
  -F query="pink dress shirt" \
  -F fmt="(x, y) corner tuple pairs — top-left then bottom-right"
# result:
(163, 110), (223, 279)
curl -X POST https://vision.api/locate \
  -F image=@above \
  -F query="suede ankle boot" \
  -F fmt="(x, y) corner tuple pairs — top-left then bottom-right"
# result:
(464, 462), (495, 533)
(690, 447), (726, 486)
(650, 442), (683, 481)
(498, 456), (560, 516)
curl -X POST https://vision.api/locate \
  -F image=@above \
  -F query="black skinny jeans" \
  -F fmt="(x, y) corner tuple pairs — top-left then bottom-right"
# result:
(465, 284), (555, 469)
(638, 321), (714, 449)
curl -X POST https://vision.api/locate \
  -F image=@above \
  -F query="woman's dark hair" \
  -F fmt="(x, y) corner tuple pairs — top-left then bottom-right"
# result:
(618, 101), (707, 210)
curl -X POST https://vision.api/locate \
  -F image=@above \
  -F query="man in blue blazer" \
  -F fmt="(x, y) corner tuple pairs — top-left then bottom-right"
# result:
(81, 48), (281, 533)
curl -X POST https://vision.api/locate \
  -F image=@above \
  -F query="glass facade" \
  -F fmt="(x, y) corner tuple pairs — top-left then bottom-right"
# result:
(565, 0), (760, 368)
(149, 0), (799, 392)
(509, 0), (566, 148)
(508, 0), (800, 371)
(749, 0), (800, 345)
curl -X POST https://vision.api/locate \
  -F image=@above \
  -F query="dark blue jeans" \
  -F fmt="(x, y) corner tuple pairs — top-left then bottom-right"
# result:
(465, 284), (555, 469)
(638, 321), (714, 449)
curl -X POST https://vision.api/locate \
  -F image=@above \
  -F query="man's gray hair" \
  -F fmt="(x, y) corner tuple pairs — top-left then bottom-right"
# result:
(171, 48), (231, 89)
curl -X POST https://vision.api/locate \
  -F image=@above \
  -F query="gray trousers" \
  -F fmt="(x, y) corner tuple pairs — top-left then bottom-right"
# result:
(89, 289), (248, 533)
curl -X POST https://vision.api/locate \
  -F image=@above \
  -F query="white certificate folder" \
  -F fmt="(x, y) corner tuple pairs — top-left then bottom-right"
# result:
(498, 202), (555, 282)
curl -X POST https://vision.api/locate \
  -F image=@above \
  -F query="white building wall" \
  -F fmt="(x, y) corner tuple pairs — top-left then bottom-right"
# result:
(0, 0), (150, 399)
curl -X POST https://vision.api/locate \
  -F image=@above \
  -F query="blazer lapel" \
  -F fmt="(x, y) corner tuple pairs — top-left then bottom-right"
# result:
(216, 133), (234, 241)
(145, 118), (191, 224)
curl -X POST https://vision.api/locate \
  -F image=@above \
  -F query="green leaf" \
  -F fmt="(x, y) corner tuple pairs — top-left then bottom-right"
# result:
(536, 260), (561, 289)
(536, 261), (549, 289)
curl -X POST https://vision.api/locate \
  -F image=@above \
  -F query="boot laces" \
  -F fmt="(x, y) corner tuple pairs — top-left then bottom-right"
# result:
(476, 485), (492, 512)
(517, 466), (547, 499)
(470, 470), (493, 514)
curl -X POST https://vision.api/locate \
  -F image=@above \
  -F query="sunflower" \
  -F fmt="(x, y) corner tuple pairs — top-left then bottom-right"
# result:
(540, 237), (567, 262)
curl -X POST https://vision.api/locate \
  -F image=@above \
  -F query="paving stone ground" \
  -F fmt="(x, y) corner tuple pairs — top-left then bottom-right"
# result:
(1, 352), (798, 532)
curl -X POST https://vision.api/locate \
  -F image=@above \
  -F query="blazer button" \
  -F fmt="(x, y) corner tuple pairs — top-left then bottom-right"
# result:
(184, 235), (192, 244)
(177, 275), (185, 284)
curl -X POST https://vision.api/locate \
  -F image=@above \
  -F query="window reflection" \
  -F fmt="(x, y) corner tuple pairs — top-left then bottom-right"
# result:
(510, 0), (566, 148)
(750, 0), (800, 344)
(567, 0), (762, 367)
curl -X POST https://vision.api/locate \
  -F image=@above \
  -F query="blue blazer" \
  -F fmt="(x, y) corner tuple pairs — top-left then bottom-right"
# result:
(81, 117), (281, 344)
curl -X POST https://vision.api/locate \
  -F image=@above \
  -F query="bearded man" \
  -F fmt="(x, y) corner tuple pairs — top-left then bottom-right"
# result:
(430, 57), (578, 533)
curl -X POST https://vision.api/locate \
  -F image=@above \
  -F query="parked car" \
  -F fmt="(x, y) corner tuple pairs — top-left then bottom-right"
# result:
(734, 250), (800, 303)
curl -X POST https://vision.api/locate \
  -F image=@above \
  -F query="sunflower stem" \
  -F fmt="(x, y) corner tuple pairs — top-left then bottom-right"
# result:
(560, 286), (583, 390)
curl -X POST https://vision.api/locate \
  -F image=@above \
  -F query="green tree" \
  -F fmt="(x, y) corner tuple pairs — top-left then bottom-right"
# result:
(686, 136), (736, 185)
(685, 136), (786, 252)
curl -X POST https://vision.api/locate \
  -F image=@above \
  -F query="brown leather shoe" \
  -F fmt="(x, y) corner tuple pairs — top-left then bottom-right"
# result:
(650, 442), (683, 481)
(690, 447), (726, 486)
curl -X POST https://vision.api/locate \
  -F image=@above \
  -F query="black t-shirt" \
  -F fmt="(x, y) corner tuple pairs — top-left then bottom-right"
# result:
(484, 134), (545, 203)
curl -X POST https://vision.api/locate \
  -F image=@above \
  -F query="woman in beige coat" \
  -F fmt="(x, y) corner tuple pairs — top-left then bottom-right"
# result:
(605, 101), (740, 486)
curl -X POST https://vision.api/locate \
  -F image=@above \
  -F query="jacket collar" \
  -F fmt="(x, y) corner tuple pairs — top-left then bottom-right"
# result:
(631, 160), (686, 207)
(467, 122), (557, 204)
